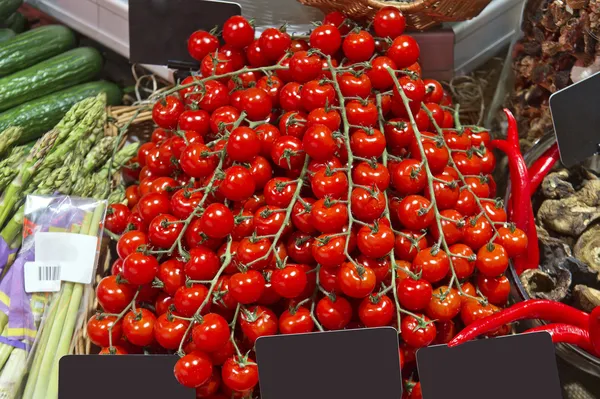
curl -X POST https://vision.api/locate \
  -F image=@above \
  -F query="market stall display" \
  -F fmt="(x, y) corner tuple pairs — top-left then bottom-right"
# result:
(75, 8), (540, 398)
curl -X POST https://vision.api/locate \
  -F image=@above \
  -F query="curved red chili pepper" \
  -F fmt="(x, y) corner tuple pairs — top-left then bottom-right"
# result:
(448, 300), (590, 347)
(507, 143), (560, 216)
(525, 323), (599, 356)
(528, 143), (560, 195)
(491, 109), (539, 273)
(589, 306), (600, 356)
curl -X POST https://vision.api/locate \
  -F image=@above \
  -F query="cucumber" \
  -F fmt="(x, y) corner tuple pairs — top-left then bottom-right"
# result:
(0, 0), (21, 21)
(0, 28), (14, 42)
(3, 12), (24, 33)
(0, 47), (103, 112)
(0, 81), (122, 144)
(0, 25), (76, 77)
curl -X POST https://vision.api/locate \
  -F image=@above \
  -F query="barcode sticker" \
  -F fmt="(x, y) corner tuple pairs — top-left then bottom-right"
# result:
(24, 261), (62, 293)
(38, 264), (60, 281)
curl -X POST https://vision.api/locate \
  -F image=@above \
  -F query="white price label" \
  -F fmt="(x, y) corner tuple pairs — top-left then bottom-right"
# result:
(24, 262), (61, 293)
(34, 232), (98, 285)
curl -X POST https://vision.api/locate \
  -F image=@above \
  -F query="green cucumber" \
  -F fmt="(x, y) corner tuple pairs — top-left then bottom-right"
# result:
(0, 47), (103, 112)
(0, 25), (76, 77)
(3, 11), (24, 33)
(0, 0), (21, 21)
(0, 28), (14, 42)
(0, 81), (122, 144)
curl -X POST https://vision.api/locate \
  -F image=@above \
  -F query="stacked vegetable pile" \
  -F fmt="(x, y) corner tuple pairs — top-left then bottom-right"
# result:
(92, 8), (529, 398)
(0, 24), (121, 140)
(0, 94), (139, 398)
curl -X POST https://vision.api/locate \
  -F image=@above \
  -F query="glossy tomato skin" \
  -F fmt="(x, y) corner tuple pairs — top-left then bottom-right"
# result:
(397, 278), (432, 311)
(154, 313), (190, 350)
(123, 308), (156, 347)
(338, 262), (376, 298)
(87, 314), (122, 347)
(222, 15), (254, 48)
(259, 28), (291, 61)
(221, 356), (259, 392)
(174, 285), (211, 317)
(343, 30), (375, 62)
(192, 313), (231, 352)
(122, 253), (159, 285)
(105, 204), (130, 234)
(174, 352), (213, 388)
(97, 275), (136, 313)
(358, 295), (394, 327)
(373, 6), (406, 39)
(230, 270), (266, 304)
(188, 30), (219, 61)
(279, 307), (314, 334)
(240, 305), (278, 344)
(316, 296), (353, 330)
(401, 314), (436, 348)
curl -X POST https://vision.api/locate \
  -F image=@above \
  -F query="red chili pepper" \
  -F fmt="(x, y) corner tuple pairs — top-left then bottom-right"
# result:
(589, 306), (600, 356)
(524, 323), (599, 356)
(491, 109), (539, 274)
(448, 299), (590, 347)
(507, 143), (559, 216)
(528, 143), (559, 195)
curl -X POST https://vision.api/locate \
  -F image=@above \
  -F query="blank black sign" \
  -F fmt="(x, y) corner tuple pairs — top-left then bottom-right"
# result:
(59, 355), (194, 398)
(129, 0), (241, 66)
(255, 327), (402, 399)
(550, 71), (600, 167)
(416, 332), (562, 399)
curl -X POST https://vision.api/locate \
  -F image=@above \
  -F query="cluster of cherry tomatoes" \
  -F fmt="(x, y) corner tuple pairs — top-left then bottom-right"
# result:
(88, 7), (528, 399)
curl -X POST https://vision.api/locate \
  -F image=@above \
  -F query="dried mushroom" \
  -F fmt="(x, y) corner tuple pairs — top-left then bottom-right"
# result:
(561, 257), (600, 288)
(542, 170), (575, 199)
(574, 224), (600, 273)
(573, 285), (600, 313)
(538, 179), (600, 236)
(539, 234), (572, 270)
(520, 268), (572, 302)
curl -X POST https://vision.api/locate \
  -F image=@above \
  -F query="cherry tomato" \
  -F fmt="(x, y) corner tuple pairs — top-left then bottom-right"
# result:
(221, 356), (259, 392)
(461, 300), (499, 326)
(174, 352), (213, 388)
(391, 159), (426, 195)
(289, 51), (322, 83)
(311, 168), (348, 200)
(240, 305), (278, 344)
(394, 230), (427, 261)
(226, 126), (261, 162)
(401, 314), (436, 348)
(271, 265), (308, 299)
(463, 216), (494, 250)
(188, 30), (219, 61)
(236, 237), (273, 270)
(122, 253), (159, 285)
(158, 259), (185, 296)
(357, 224), (394, 258)
(397, 278), (432, 311)
(220, 166), (256, 202)
(373, 6), (406, 38)
(230, 270), (265, 304)
(350, 128), (385, 158)
(316, 296), (352, 330)
(358, 295), (394, 327)
(123, 308), (156, 347)
(310, 24), (342, 55)
(412, 248), (450, 283)
(425, 286), (461, 321)
(312, 233), (349, 268)
(200, 203), (234, 239)
(148, 214), (183, 249)
(310, 198), (348, 234)
(343, 30), (375, 62)
(338, 262), (376, 298)
(97, 275), (136, 313)
(387, 35), (420, 68)
(496, 226), (528, 257)
(174, 285), (211, 317)
(430, 209), (464, 245)
(350, 187), (385, 223)
(476, 243), (509, 277)
(449, 243), (476, 280)
(397, 195), (434, 230)
(185, 246), (220, 281)
(271, 136), (306, 170)
(345, 100), (378, 128)
(192, 313), (230, 352)
(279, 306), (314, 334)
(154, 313), (190, 349)
(239, 87), (273, 121)
(259, 28), (291, 61)
(105, 204), (130, 234)
(302, 124), (337, 161)
(87, 314), (122, 347)
(352, 161), (390, 191)
(222, 15), (254, 48)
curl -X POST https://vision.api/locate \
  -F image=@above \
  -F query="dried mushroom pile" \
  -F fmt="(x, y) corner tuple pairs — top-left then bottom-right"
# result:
(521, 163), (600, 312)
(511, 0), (600, 142)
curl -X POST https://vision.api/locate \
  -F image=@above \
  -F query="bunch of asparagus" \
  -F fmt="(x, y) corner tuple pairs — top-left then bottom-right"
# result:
(0, 94), (139, 399)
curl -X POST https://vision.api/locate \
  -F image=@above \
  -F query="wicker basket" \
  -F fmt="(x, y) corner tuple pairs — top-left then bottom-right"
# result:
(297, 0), (492, 30)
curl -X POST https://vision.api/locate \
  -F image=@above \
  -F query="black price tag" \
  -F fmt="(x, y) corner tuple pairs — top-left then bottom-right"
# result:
(255, 327), (402, 399)
(416, 332), (562, 399)
(129, 0), (241, 67)
(59, 355), (194, 399)
(550, 71), (600, 167)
